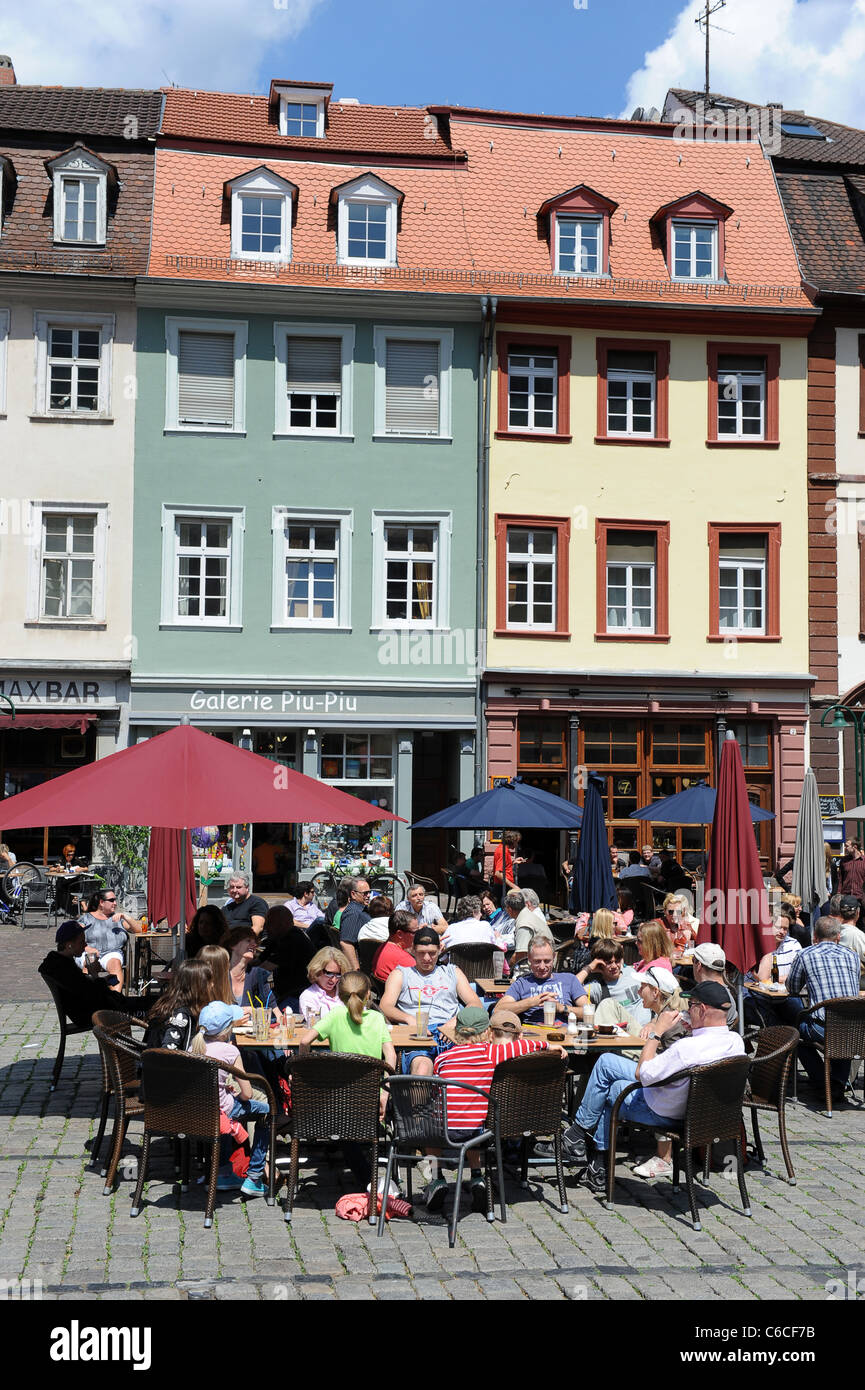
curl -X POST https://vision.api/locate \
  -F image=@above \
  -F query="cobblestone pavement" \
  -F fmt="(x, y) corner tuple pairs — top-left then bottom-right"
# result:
(3, 976), (864, 1303)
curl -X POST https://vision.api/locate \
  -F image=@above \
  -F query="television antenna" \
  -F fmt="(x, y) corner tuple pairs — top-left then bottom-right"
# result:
(696, 0), (734, 97)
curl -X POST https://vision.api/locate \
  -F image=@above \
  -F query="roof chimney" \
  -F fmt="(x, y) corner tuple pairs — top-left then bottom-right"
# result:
(0, 55), (16, 86)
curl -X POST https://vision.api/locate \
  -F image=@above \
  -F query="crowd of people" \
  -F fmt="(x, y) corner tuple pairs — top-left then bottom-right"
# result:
(36, 842), (865, 1218)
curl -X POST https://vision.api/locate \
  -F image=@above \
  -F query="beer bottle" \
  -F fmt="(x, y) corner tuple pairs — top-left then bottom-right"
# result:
(771, 953), (779, 984)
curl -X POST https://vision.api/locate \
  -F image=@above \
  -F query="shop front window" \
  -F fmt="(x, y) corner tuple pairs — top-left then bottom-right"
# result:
(301, 732), (395, 875)
(518, 719), (566, 768)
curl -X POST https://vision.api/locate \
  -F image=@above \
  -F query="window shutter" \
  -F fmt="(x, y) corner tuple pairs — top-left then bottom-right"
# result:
(385, 340), (439, 434)
(286, 337), (341, 393)
(178, 332), (235, 426)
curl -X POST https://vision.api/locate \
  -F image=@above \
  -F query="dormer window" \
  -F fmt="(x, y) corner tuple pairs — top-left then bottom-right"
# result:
(556, 217), (601, 275)
(47, 145), (114, 246)
(0, 156), (16, 237)
(652, 191), (732, 283)
(672, 220), (717, 279)
(225, 166), (297, 263)
(332, 173), (402, 267)
(538, 184), (618, 279)
(270, 81), (332, 139)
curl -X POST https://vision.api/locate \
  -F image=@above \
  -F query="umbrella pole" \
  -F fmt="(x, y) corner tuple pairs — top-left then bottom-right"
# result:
(177, 827), (188, 964)
(737, 978), (744, 1038)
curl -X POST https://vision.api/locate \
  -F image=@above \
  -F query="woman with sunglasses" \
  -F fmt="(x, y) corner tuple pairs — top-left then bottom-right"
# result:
(77, 888), (144, 992)
(299, 947), (352, 1025)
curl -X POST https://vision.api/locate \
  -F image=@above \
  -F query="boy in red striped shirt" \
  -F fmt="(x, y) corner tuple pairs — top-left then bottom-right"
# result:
(427, 1006), (565, 1212)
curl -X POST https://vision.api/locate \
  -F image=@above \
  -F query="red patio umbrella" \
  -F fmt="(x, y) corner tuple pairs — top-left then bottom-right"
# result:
(698, 732), (774, 1027)
(0, 722), (400, 957)
(147, 828), (196, 928)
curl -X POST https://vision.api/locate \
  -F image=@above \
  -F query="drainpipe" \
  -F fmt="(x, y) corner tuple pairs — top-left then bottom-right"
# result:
(475, 295), (496, 793)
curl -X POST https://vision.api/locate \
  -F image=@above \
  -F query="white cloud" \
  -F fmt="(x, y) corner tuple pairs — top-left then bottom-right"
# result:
(0, 0), (325, 90)
(621, 0), (865, 125)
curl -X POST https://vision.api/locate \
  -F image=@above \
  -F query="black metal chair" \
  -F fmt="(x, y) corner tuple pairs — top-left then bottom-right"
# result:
(604, 1055), (753, 1231)
(379, 1074), (499, 1247)
(41, 974), (93, 1090)
(404, 871), (441, 906)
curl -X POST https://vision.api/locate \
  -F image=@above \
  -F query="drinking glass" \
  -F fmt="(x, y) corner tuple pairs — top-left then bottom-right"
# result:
(543, 999), (557, 1027)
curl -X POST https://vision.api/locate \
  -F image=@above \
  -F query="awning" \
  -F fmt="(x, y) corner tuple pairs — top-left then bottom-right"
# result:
(0, 713), (96, 732)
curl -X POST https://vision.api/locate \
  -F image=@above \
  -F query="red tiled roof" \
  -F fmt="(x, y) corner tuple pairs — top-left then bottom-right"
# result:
(0, 85), (162, 137)
(148, 110), (809, 308)
(161, 88), (458, 159)
(775, 170), (865, 294)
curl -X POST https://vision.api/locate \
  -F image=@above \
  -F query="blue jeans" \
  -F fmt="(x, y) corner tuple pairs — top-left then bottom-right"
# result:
(566, 1053), (670, 1152)
(223, 1096), (270, 1177)
(784, 999), (849, 1090)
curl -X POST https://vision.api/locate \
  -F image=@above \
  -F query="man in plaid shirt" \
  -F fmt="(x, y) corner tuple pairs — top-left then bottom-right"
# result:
(785, 917), (861, 1097)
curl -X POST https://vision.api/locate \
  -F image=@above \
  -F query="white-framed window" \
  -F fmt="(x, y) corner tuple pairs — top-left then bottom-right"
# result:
(273, 322), (354, 437)
(228, 167), (295, 262)
(0, 308), (8, 414)
(672, 220), (718, 280)
(336, 174), (399, 266)
(507, 349), (557, 432)
(506, 527), (557, 629)
(717, 354), (766, 438)
(371, 510), (452, 629)
(555, 216), (602, 275)
(271, 508), (353, 630)
(606, 530), (656, 632)
(160, 506), (245, 628)
(606, 349), (656, 436)
(718, 535), (766, 634)
(373, 326), (452, 439)
(49, 148), (110, 245)
(33, 311), (113, 417)
(164, 317), (247, 434)
(275, 86), (328, 139)
(25, 501), (108, 625)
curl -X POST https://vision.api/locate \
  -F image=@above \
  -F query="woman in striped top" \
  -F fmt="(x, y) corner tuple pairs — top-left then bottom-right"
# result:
(425, 1006), (564, 1212)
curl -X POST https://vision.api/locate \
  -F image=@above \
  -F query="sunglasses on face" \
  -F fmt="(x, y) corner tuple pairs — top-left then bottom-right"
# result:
(321, 970), (342, 978)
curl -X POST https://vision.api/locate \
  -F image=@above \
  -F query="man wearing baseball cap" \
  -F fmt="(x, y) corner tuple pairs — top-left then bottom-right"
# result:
(691, 942), (737, 1027)
(560, 980), (744, 1192)
(838, 896), (865, 966)
(39, 922), (152, 1029)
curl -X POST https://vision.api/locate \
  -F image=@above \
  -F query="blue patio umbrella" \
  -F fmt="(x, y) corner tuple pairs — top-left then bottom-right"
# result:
(410, 777), (583, 830)
(570, 774), (618, 915)
(629, 780), (775, 825)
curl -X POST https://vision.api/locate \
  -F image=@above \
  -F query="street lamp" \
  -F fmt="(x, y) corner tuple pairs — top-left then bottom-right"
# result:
(820, 702), (865, 839)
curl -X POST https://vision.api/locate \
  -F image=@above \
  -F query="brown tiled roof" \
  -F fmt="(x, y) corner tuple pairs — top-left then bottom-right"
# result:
(148, 115), (809, 308)
(775, 170), (865, 294)
(0, 86), (162, 138)
(665, 89), (865, 168)
(161, 88), (458, 159)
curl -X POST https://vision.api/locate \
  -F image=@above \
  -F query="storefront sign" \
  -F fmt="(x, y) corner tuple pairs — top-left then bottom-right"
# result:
(0, 675), (115, 706)
(130, 683), (476, 727)
(189, 688), (359, 714)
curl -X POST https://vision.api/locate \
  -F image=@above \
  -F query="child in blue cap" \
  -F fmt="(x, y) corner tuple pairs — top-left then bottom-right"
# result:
(191, 1001), (271, 1197)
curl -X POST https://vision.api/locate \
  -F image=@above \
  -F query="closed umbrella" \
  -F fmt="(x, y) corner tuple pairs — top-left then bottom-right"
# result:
(791, 768), (828, 917)
(411, 777), (583, 830)
(630, 780), (774, 824)
(698, 732), (774, 1032)
(570, 774), (617, 916)
(147, 827), (196, 928)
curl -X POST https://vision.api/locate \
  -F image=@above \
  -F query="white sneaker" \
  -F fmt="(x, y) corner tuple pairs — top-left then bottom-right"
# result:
(632, 1156), (673, 1180)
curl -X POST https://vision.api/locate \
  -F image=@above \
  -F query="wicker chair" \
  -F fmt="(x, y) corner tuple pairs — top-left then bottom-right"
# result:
(486, 1051), (570, 1217)
(604, 1055), (752, 1231)
(130, 1049), (277, 1228)
(446, 942), (498, 985)
(90, 1010), (146, 1175)
(796, 996), (865, 1116)
(281, 1053), (386, 1225)
(91, 1025), (146, 1195)
(41, 973), (93, 1091)
(379, 1074), (498, 1247)
(356, 938), (382, 978)
(742, 1026), (799, 1184)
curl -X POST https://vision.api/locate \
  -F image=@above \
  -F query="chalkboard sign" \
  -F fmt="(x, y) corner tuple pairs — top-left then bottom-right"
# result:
(819, 794), (845, 819)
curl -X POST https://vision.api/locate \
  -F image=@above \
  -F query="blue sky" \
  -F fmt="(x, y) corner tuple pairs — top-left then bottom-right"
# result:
(4, 0), (865, 127)
(245, 0), (688, 117)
